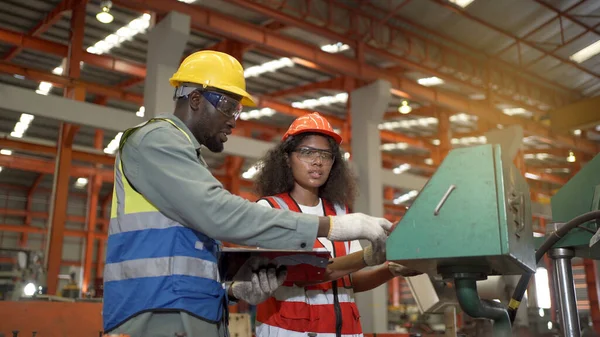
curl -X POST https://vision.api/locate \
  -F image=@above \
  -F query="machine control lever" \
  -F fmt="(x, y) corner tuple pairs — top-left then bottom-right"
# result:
(434, 185), (456, 216)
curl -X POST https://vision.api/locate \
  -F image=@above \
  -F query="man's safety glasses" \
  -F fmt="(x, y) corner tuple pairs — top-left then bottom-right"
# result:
(174, 86), (243, 120)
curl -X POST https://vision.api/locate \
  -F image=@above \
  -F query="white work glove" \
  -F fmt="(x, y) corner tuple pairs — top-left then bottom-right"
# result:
(328, 213), (393, 243)
(230, 256), (287, 305)
(388, 262), (423, 277)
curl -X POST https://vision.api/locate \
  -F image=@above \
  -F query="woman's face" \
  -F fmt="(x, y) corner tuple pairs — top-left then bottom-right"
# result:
(289, 134), (335, 190)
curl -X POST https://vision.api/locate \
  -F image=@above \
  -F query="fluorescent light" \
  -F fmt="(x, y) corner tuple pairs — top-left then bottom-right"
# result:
(321, 42), (350, 54)
(535, 267), (552, 309)
(136, 106), (145, 117)
(502, 108), (527, 115)
(525, 172), (540, 180)
(52, 67), (63, 75)
(381, 143), (409, 151)
(392, 164), (411, 175)
(88, 14), (151, 55)
(378, 117), (438, 131)
(567, 151), (576, 163)
(178, 0), (197, 3)
(0, 167), (2, 172)
(104, 132), (123, 154)
(570, 40), (600, 64)
(0, 149), (13, 156)
(240, 108), (276, 121)
(425, 158), (434, 165)
(573, 129), (581, 136)
(292, 93), (348, 109)
(344, 152), (351, 160)
(449, 0), (475, 8)
(469, 93), (486, 100)
(242, 163), (261, 179)
(244, 57), (294, 78)
(393, 190), (418, 205)
(417, 77), (444, 86)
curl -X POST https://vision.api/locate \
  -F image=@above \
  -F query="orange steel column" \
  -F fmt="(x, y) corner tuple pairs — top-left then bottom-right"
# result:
(433, 110), (451, 166)
(45, 0), (87, 295)
(20, 173), (45, 247)
(82, 130), (104, 294)
(96, 194), (112, 277)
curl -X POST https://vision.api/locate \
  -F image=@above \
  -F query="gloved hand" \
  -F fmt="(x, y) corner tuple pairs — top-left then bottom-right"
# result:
(388, 262), (423, 277)
(362, 238), (387, 266)
(328, 213), (392, 243)
(230, 256), (287, 305)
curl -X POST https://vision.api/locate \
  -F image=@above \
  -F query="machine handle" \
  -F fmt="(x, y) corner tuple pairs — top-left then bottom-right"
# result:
(434, 185), (456, 216)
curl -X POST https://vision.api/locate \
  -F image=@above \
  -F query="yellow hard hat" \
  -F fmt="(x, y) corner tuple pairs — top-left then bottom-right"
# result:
(169, 50), (256, 107)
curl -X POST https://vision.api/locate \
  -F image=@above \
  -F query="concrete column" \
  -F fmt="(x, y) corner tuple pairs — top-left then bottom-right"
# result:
(484, 125), (524, 164)
(144, 12), (191, 118)
(350, 79), (392, 333)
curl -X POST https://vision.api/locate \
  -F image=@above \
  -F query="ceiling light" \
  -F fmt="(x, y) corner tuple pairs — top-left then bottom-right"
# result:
(525, 172), (540, 180)
(244, 57), (294, 78)
(567, 151), (576, 163)
(398, 101), (412, 114)
(573, 129), (581, 136)
(96, 1), (114, 24)
(425, 158), (434, 165)
(240, 108), (276, 121)
(469, 93), (486, 100)
(502, 108), (527, 115)
(0, 167), (3, 173)
(136, 106), (145, 117)
(570, 40), (600, 64)
(449, 0), (475, 8)
(321, 42), (350, 54)
(393, 190), (419, 205)
(417, 77), (444, 86)
(104, 132), (123, 154)
(0, 149), (13, 156)
(393, 164), (411, 175)
(292, 93), (347, 109)
(75, 177), (89, 188)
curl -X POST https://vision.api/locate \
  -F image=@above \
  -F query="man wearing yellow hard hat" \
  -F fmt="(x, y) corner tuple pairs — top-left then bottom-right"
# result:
(102, 50), (393, 337)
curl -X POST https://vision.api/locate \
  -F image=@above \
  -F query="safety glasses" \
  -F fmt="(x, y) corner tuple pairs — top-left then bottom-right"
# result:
(293, 147), (335, 165)
(174, 86), (243, 120)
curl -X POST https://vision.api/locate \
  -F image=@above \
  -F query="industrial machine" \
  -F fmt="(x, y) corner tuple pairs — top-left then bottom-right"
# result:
(0, 248), (46, 300)
(387, 143), (600, 337)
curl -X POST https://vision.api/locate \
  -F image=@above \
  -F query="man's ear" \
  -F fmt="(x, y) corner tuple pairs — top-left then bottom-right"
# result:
(189, 90), (202, 111)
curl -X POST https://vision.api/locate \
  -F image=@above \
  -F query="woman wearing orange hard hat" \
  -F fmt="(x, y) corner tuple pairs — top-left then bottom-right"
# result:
(252, 112), (421, 337)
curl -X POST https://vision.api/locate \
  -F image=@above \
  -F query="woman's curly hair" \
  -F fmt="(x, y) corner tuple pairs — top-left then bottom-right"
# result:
(253, 132), (357, 206)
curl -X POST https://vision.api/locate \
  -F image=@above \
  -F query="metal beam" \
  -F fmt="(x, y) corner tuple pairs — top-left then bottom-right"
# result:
(111, 0), (598, 155)
(549, 95), (600, 134)
(0, 83), (142, 132)
(0, 27), (146, 78)
(2, 0), (80, 61)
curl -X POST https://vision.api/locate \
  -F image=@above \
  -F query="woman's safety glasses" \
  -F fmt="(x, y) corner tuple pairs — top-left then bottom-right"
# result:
(174, 86), (243, 120)
(293, 147), (335, 165)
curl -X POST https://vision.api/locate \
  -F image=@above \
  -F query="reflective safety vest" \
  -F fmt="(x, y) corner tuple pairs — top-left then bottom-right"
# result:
(103, 118), (224, 332)
(256, 193), (363, 337)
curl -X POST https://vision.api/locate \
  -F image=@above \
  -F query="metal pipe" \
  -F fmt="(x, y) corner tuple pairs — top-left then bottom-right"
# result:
(454, 278), (512, 337)
(550, 247), (581, 337)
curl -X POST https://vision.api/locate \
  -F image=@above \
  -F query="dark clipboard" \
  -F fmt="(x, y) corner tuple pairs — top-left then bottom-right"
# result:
(219, 247), (332, 283)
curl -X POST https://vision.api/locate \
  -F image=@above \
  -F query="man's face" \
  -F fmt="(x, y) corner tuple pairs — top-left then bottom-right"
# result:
(188, 90), (241, 153)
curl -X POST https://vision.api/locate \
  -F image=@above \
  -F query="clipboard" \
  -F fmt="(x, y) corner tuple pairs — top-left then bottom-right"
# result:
(219, 247), (332, 283)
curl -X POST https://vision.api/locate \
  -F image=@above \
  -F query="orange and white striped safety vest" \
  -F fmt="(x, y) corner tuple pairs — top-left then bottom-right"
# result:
(255, 193), (363, 337)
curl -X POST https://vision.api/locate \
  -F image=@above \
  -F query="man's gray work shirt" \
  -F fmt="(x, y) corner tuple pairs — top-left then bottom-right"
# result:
(118, 113), (318, 249)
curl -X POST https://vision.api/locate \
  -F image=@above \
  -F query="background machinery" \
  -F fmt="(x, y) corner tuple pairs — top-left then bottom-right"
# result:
(387, 141), (600, 337)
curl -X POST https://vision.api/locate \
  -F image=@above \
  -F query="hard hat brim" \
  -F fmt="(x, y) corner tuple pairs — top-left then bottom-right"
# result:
(285, 128), (343, 145)
(219, 84), (257, 107)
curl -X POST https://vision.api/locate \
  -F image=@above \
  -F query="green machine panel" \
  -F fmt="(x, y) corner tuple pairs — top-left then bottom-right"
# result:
(387, 144), (536, 276)
(545, 152), (600, 258)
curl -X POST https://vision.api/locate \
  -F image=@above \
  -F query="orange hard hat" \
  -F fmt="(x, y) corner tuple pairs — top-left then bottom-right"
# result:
(282, 112), (342, 144)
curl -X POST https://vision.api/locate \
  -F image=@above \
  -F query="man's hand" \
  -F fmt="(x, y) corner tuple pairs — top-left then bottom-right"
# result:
(327, 213), (392, 243)
(362, 238), (387, 266)
(388, 262), (422, 277)
(230, 256), (287, 305)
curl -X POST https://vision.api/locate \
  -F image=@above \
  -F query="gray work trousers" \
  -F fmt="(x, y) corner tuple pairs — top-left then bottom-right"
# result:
(108, 312), (228, 337)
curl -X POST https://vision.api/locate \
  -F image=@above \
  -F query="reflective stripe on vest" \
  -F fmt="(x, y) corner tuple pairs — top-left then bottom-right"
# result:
(256, 194), (363, 336)
(103, 118), (224, 332)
